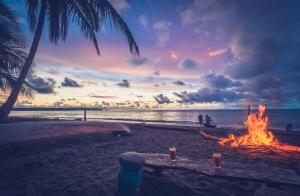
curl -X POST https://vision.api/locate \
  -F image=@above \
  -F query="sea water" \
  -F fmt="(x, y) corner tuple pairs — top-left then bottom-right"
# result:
(10, 109), (300, 131)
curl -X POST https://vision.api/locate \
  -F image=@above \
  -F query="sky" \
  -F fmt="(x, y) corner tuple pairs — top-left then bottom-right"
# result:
(1, 0), (300, 109)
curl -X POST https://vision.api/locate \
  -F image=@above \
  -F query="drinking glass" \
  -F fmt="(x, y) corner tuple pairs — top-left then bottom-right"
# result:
(212, 153), (221, 168)
(169, 147), (176, 161)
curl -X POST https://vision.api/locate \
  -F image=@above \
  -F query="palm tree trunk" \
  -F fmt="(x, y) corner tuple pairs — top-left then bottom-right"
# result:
(0, 0), (47, 122)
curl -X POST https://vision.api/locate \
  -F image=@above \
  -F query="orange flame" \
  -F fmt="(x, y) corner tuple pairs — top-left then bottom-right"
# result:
(219, 104), (300, 152)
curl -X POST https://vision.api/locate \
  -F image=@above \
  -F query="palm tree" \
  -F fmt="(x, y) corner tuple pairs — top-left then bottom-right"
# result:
(0, 2), (32, 98)
(0, 0), (139, 121)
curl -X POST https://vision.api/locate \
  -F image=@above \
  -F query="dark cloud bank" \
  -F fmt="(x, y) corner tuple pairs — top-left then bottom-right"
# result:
(61, 77), (82, 87)
(227, 0), (300, 105)
(173, 80), (185, 86)
(181, 0), (300, 106)
(178, 58), (199, 70)
(129, 57), (152, 66)
(205, 73), (240, 89)
(174, 88), (241, 104)
(29, 77), (56, 94)
(154, 94), (172, 104)
(117, 79), (130, 88)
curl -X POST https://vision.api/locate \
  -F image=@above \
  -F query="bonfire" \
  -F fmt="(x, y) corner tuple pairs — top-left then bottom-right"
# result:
(218, 104), (300, 152)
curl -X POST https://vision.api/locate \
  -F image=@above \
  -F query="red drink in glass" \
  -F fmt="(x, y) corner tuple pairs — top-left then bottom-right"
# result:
(169, 147), (176, 161)
(213, 153), (221, 168)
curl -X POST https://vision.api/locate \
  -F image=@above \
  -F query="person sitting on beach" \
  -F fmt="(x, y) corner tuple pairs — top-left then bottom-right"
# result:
(205, 114), (212, 125)
(198, 114), (203, 127)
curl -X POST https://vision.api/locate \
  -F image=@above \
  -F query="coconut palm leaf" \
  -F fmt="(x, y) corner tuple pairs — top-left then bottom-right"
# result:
(26, 0), (40, 31)
(26, 0), (139, 55)
(92, 0), (139, 55)
(0, 2), (32, 96)
(0, 0), (139, 119)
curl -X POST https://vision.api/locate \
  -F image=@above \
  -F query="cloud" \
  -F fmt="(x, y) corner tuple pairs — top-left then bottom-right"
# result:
(117, 79), (130, 88)
(16, 100), (32, 107)
(178, 58), (200, 70)
(89, 94), (117, 99)
(53, 100), (64, 107)
(173, 80), (185, 86)
(222, 0), (300, 105)
(102, 101), (110, 107)
(205, 73), (241, 88)
(178, 0), (300, 106)
(139, 15), (148, 28)
(174, 88), (242, 104)
(29, 77), (56, 94)
(20, 100), (32, 105)
(109, 0), (130, 12)
(153, 70), (160, 76)
(153, 20), (170, 30)
(209, 48), (228, 57)
(154, 94), (172, 104)
(134, 101), (140, 107)
(61, 77), (82, 87)
(180, 8), (196, 25)
(155, 32), (170, 47)
(180, 0), (234, 25)
(170, 52), (179, 59)
(234, 75), (287, 104)
(128, 57), (152, 66)
(153, 20), (171, 47)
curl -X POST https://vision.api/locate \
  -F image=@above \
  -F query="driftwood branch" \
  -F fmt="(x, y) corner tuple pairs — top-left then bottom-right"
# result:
(198, 130), (223, 141)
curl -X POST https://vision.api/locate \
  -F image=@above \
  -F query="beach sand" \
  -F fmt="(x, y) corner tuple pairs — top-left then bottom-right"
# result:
(0, 121), (299, 196)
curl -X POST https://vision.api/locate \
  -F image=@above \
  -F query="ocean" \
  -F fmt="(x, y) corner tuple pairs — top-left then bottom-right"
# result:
(10, 109), (300, 131)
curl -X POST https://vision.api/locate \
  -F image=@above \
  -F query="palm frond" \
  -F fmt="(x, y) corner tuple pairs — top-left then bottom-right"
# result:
(73, 0), (99, 30)
(67, 0), (100, 54)
(0, 1), (19, 23)
(0, 1), (33, 96)
(0, 71), (33, 97)
(60, 4), (69, 40)
(48, 0), (62, 43)
(26, 0), (40, 31)
(93, 0), (139, 56)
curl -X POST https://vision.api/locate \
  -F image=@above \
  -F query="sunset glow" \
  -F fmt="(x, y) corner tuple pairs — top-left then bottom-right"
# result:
(1, 0), (300, 110)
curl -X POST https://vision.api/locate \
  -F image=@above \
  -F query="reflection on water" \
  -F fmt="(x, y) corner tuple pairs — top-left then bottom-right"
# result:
(10, 109), (300, 131)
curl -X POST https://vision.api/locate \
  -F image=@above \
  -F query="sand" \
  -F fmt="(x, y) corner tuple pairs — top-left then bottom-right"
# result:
(0, 121), (299, 196)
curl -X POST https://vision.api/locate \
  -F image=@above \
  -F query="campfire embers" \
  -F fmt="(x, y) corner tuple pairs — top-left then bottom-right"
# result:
(219, 104), (300, 152)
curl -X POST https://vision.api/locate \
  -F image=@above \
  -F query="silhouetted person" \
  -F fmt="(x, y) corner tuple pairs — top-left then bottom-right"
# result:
(205, 114), (212, 125)
(198, 114), (203, 127)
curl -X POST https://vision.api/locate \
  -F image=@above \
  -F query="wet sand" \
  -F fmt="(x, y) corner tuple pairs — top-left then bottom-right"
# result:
(0, 121), (299, 196)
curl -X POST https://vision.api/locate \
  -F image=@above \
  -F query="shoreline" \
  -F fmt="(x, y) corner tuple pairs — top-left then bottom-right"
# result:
(1, 118), (300, 145)
(5, 116), (300, 133)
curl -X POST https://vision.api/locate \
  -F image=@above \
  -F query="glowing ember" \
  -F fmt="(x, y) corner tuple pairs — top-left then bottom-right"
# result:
(219, 104), (300, 152)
